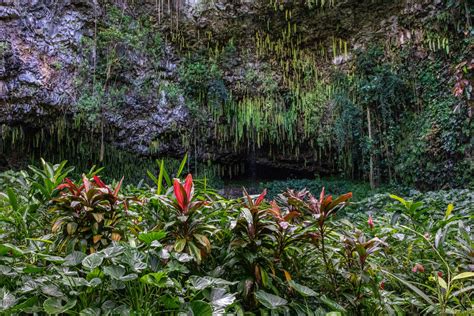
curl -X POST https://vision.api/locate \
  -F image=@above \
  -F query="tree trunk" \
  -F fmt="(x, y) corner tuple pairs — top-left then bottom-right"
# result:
(367, 107), (375, 189)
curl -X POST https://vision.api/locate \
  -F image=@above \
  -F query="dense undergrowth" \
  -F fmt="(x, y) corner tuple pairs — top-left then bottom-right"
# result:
(0, 160), (472, 315)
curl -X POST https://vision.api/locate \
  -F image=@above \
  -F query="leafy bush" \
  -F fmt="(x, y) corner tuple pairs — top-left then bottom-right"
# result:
(0, 161), (473, 314)
(50, 175), (128, 253)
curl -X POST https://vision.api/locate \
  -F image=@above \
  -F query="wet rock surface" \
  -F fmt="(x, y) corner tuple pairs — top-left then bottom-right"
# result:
(0, 0), (438, 172)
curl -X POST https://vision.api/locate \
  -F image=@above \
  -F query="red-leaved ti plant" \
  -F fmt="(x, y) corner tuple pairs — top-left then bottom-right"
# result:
(50, 175), (126, 253)
(163, 174), (213, 264)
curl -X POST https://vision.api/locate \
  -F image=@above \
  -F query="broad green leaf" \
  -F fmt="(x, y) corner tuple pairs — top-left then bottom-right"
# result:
(138, 231), (167, 245)
(255, 290), (287, 310)
(23, 264), (44, 274)
(288, 280), (317, 297)
(189, 300), (212, 316)
(7, 296), (38, 313)
(437, 276), (447, 290)
(188, 241), (201, 263)
(101, 246), (124, 258)
(82, 253), (104, 270)
(39, 255), (65, 263)
(103, 266), (125, 280)
(452, 272), (474, 281)
(174, 239), (186, 252)
(188, 276), (236, 290)
(319, 295), (347, 313)
(0, 288), (16, 311)
(140, 272), (168, 287)
(43, 298), (76, 314)
(210, 288), (236, 309)
(61, 277), (89, 288)
(63, 251), (87, 267)
(0, 243), (24, 257)
(119, 274), (138, 282)
(159, 294), (180, 309)
(41, 285), (64, 297)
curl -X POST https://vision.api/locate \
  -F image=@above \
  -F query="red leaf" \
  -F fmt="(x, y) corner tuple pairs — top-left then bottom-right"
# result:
(93, 175), (106, 188)
(327, 192), (352, 211)
(113, 176), (124, 198)
(173, 179), (186, 212)
(268, 200), (282, 219)
(255, 189), (267, 206)
(319, 187), (325, 204)
(183, 174), (193, 199)
(283, 211), (300, 222)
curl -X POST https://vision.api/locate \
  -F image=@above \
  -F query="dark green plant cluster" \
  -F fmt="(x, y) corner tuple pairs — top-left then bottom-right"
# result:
(1, 161), (473, 314)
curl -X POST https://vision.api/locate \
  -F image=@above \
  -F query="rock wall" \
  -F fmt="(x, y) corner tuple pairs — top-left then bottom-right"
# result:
(0, 0), (470, 184)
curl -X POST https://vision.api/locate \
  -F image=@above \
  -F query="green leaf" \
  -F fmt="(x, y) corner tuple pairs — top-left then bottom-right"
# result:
(103, 266), (125, 280)
(288, 280), (317, 297)
(0, 243), (24, 257)
(138, 231), (167, 245)
(7, 296), (38, 313)
(261, 268), (269, 287)
(209, 288), (236, 309)
(82, 253), (104, 270)
(43, 298), (76, 314)
(189, 300), (212, 316)
(157, 159), (165, 195)
(319, 295), (347, 313)
(437, 276), (447, 290)
(188, 241), (202, 264)
(174, 239), (186, 252)
(38, 255), (65, 263)
(146, 170), (159, 186)
(452, 272), (474, 281)
(101, 246), (124, 258)
(80, 307), (101, 316)
(389, 194), (407, 207)
(255, 290), (287, 310)
(140, 272), (168, 287)
(188, 276), (236, 290)
(384, 271), (434, 305)
(176, 153), (188, 178)
(63, 251), (87, 267)
(159, 294), (180, 310)
(0, 288), (16, 311)
(445, 203), (454, 218)
(6, 188), (18, 212)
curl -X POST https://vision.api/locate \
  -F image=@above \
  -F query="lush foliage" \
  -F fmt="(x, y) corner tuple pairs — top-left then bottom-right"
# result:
(1, 161), (473, 314)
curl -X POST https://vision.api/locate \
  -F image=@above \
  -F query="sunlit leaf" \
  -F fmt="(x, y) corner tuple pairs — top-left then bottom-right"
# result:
(255, 290), (287, 310)
(43, 298), (76, 314)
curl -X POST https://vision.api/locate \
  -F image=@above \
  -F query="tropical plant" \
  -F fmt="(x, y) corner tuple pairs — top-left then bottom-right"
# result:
(151, 174), (215, 264)
(27, 159), (75, 202)
(50, 175), (127, 253)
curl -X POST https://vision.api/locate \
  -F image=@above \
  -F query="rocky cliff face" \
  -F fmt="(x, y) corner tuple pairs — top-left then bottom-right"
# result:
(0, 0), (470, 184)
(0, 0), (192, 161)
